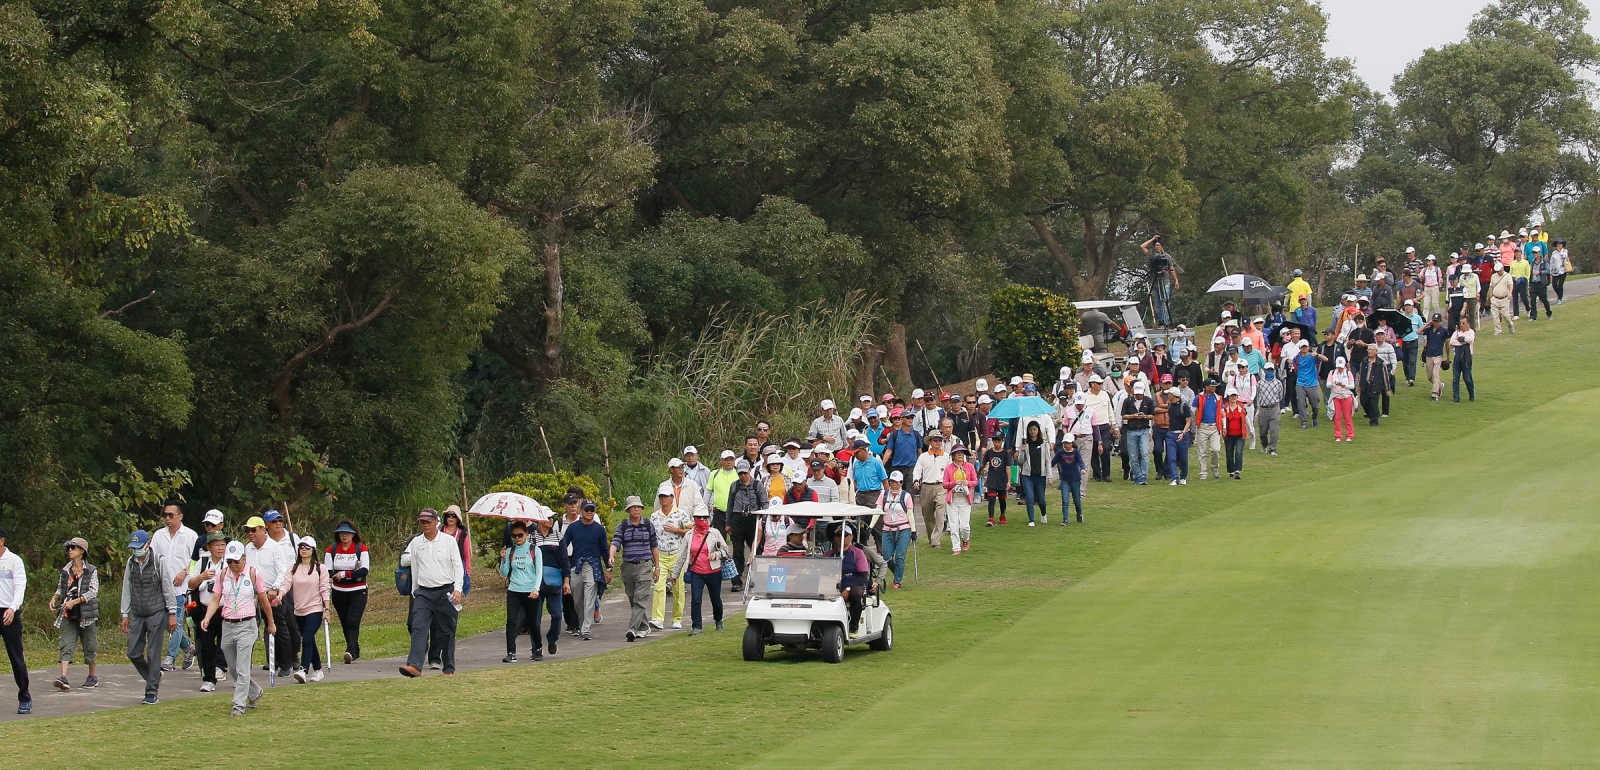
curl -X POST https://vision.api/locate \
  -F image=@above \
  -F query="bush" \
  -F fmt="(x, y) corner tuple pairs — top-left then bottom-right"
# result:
(986, 284), (1081, 378)
(489, 471), (620, 530)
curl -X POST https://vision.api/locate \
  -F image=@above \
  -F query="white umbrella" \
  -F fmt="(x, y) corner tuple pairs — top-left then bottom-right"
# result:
(1207, 274), (1286, 302)
(468, 491), (549, 521)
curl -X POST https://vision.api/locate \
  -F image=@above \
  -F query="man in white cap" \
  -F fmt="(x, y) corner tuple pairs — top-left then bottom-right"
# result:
(1487, 261), (1514, 335)
(199, 540), (273, 716)
(1119, 381), (1155, 485)
(1073, 351), (1106, 394)
(911, 390), (944, 438)
(680, 446), (711, 509)
(706, 450), (741, 533)
(649, 480), (691, 630)
(912, 434), (952, 547)
(809, 400), (846, 446)
(1083, 374), (1116, 482)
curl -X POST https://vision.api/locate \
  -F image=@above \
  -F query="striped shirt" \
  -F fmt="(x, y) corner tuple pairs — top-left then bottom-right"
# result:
(611, 519), (659, 562)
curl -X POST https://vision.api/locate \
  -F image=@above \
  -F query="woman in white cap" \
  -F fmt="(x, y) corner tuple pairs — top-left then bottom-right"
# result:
(1051, 433), (1087, 523)
(287, 536), (331, 682)
(877, 472), (915, 587)
(1327, 355), (1357, 441)
(754, 497), (794, 558)
(943, 445), (978, 553)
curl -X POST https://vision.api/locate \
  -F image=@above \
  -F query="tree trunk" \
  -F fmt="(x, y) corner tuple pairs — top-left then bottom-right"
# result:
(854, 344), (883, 399)
(883, 323), (914, 394)
(542, 216), (564, 379)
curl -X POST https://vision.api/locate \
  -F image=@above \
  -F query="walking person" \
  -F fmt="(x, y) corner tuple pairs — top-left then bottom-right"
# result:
(1194, 379), (1223, 480)
(1163, 387), (1193, 485)
(499, 520), (542, 662)
(49, 537), (99, 693)
(877, 472), (916, 588)
(198, 540), (273, 716)
(561, 500), (609, 640)
(1360, 345), (1392, 427)
(288, 538), (331, 683)
(1551, 238), (1569, 303)
(943, 445), (978, 552)
(649, 481), (690, 631)
(1120, 382), (1155, 485)
(1015, 425), (1050, 525)
(324, 520), (369, 663)
(121, 529), (177, 704)
(1420, 254), (1443, 319)
(1327, 357), (1357, 442)
(1294, 341), (1322, 429)
(1052, 434), (1087, 523)
(1488, 262), (1515, 335)
(427, 506), (472, 669)
(1450, 318), (1476, 403)
(1528, 241), (1554, 321)
(912, 433), (951, 542)
(398, 509), (464, 678)
(980, 433), (1012, 526)
(1399, 300), (1424, 386)
(151, 500), (198, 673)
(1219, 391), (1248, 479)
(1084, 375), (1116, 482)
(678, 510), (731, 635)
(184, 533), (228, 691)
(1255, 363), (1283, 455)
(611, 496), (661, 642)
(529, 512), (571, 656)
(0, 529), (27, 714)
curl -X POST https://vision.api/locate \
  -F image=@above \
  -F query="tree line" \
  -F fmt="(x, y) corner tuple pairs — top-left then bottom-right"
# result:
(3, 0), (1595, 554)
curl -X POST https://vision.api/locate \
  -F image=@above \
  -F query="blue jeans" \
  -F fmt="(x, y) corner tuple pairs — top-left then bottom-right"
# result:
(1126, 428), (1151, 484)
(1452, 350), (1474, 401)
(1019, 475), (1048, 522)
(1058, 476), (1082, 518)
(1151, 278), (1173, 326)
(297, 611), (323, 670)
(530, 591), (563, 648)
(166, 600), (192, 660)
(1166, 432), (1190, 480)
(882, 528), (912, 584)
(687, 571), (724, 630)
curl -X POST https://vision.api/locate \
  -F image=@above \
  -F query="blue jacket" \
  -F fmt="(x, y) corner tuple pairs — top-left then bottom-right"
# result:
(1291, 306), (1317, 333)
(498, 542), (543, 594)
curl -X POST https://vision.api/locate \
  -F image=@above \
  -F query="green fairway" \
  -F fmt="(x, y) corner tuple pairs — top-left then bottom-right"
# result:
(4, 296), (1598, 768)
(778, 388), (1600, 768)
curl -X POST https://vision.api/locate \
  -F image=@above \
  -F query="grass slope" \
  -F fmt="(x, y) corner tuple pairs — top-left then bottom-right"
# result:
(5, 297), (1597, 768)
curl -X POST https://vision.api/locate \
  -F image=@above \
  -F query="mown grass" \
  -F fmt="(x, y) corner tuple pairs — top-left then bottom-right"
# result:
(3, 294), (1596, 768)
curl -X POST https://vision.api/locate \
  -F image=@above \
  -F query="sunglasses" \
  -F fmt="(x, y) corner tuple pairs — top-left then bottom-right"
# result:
(512, 532), (527, 539)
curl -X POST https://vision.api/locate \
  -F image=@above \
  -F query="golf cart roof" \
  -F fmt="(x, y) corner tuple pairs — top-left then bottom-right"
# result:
(765, 501), (880, 519)
(1073, 300), (1139, 311)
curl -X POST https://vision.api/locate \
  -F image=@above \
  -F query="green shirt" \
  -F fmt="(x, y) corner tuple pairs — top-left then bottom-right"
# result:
(707, 467), (740, 511)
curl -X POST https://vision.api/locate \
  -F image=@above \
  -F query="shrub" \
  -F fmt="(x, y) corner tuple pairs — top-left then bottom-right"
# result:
(986, 284), (1081, 378)
(489, 471), (619, 530)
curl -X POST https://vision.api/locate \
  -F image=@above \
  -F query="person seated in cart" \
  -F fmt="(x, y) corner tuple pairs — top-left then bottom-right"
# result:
(824, 522), (870, 633)
(777, 523), (810, 556)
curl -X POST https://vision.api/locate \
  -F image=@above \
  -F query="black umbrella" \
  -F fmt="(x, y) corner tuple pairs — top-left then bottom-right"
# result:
(1274, 321), (1317, 345)
(1206, 274), (1287, 304)
(1367, 308), (1413, 338)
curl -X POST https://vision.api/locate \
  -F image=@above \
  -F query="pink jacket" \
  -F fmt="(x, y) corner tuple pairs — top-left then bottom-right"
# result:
(942, 461), (978, 503)
(288, 564), (331, 617)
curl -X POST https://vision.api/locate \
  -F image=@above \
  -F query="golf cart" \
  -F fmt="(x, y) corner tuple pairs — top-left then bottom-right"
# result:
(742, 502), (892, 664)
(1071, 300), (1195, 369)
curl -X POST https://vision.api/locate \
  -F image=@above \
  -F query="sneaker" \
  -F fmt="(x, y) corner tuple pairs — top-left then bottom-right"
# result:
(716, 620), (725, 631)
(1199, 474), (1208, 480)
(998, 516), (1007, 525)
(142, 695), (159, 705)
(311, 669), (324, 682)
(1041, 515), (1048, 524)
(1179, 479), (1187, 486)
(1270, 451), (1278, 456)
(893, 583), (901, 589)
(277, 669), (291, 679)
(1061, 520), (1069, 526)
(182, 649), (195, 670)
(161, 655), (175, 671)
(963, 543), (971, 553)
(531, 653), (543, 662)
(649, 620), (664, 630)
(689, 628), (702, 636)
(293, 668), (307, 684)
(82, 675), (99, 689)
(581, 631), (592, 641)
(247, 693), (261, 708)
(17, 701), (31, 715)
(671, 621), (682, 630)
(230, 707), (246, 717)
(343, 651), (353, 664)
(428, 662), (441, 670)
(53, 676), (70, 691)
(1169, 479), (1178, 486)
(986, 518), (995, 527)
(200, 681), (215, 693)
(548, 640), (558, 655)
(399, 665), (421, 677)
(594, 610), (602, 624)
(625, 630), (637, 642)
(1028, 521), (1036, 527)
(1335, 437), (1342, 442)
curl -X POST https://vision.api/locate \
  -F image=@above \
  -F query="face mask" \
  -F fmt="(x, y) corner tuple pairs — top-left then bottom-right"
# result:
(693, 519), (710, 534)
(1265, 370), (1275, 380)
(133, 546), (149, 559)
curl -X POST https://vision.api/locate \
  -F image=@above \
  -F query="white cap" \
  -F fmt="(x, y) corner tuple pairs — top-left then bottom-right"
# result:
(682, 445), (698, 456)
(911, 388), (925, 399)
(1062, 433), (1075, 443)
(849, 407), (863, 420)
(1519, 227), (1529, 236)
(820, 399), (835, 411)
(225, 540), (246, 562)
(1335, 356), (1347, 368)
(1088, 374), (1104, 384)
(1081, 352), (1094, 364)
(977, 394), (993, 404)
(787, 468), (808, 484)
(203, 509), (225, 525)
(1405, 246), (1416, 253)
(1073, 393), (1087, 405)
(1242, 337), (1253, 347)
(667, 458), (685, 468)
(1009, 376), (1023, 386)
(1299, 340), (1311, 349)
(1427, 254), (1437, 261)
(1264, 361), (1275, 369)
(1060, 366), (1072, 379)
(994, 384), (1007, 393)
(298, 535), (318, 551)
(876, 405), (889, 419)
(888, 470), (904, 482)
(768, 496), (784, 507)
(1126, 355), (1138, 364)
(1167, 387), (1181, 397)
(1474, 243), (1485, 250)
(1221, 310), (1232, 319)
(1133, 381), (1147, 394)
(1403, 298), (1415, 306)
(975, 378), (989, 392)
(720, 449), (736, 459)
(859, 394), (873, 402)
(656, 481), (676, 497)
(1493, 262), (1503, 271)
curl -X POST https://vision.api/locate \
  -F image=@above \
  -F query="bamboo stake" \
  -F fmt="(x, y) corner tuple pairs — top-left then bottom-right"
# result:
(601, 436), (615, 501)
(538, 426), (558, 473)
(913, 339), (945, 393)
(457, 457), (470, 511)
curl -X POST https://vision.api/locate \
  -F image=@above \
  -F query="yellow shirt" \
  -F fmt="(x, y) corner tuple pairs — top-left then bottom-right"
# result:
(1286, 278), (1313, 309)
(1509, 259), (1530, 280)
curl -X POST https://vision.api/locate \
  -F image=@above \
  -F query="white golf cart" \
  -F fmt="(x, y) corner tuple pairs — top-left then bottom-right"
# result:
(741, 502), (892, 664)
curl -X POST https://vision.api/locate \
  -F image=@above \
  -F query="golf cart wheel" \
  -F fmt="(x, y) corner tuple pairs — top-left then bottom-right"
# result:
(869, 614), (893, 652)
(742, 623), (766, 662)
(821, 624), (845, 664)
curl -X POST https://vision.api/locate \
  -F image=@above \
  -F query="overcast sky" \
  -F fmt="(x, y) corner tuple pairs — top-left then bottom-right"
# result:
(1321, 0), (1600, 94)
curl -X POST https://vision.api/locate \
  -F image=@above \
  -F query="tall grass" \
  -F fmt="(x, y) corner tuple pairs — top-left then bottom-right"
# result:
(643, 293), (882, 451)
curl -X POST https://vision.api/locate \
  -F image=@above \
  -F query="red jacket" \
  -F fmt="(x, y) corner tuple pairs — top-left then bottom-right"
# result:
(1219, 402), (1249, 438)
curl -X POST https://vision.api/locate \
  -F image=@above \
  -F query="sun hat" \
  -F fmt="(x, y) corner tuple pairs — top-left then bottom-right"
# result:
(624, 495), (644, 510)
(64, 537), (89, 552)
(1500, 230), (1513, 239)
(783, 440), (801, 449)
(205, 531), (228, 544)
(334, 522), (357, 535)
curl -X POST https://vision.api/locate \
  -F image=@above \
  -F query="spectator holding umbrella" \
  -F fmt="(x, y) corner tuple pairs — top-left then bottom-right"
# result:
(499, 520), (541, 662)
